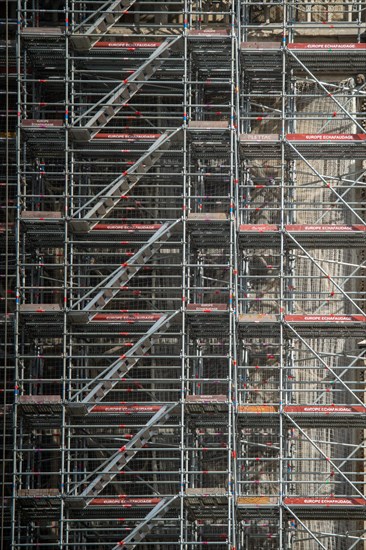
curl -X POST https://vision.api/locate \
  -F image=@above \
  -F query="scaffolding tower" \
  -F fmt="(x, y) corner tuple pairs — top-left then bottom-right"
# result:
(2, 0), (366, 548)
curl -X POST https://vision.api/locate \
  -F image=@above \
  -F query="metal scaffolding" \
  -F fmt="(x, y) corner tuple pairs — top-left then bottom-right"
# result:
(2, 0), (366, 548)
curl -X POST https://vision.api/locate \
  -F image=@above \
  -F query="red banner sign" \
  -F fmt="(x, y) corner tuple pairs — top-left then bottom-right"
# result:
(285, 405), (366, 414)
(91, 405), (161, 414)
(89, 497), (161, 506)
(287, 133), (366, 141)
(92, 224), (161, 231)
(240, 224), (366, 233)
(289, 43), (366, 50)
(92, 313), (162, 322)
(94, 133), (161, 140)
(285, 314), (366, 323)
(286, 224), (366, 232)
(94, 42), (161, 49)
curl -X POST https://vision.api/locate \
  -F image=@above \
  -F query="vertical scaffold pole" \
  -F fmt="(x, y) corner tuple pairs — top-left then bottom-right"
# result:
(181, 2), (189, 548)
(279, 2), (288, 547)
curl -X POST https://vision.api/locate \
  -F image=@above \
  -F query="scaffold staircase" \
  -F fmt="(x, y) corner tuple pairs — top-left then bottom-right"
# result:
(71, 128), (182, 231)
(69, 404), (175, 504)
(112, 496), (178, 549)
(71, 219), (181, 319)
(70, 310), (179, 407)
(70, 35), (182, 140)
(71, 0), (138, 51)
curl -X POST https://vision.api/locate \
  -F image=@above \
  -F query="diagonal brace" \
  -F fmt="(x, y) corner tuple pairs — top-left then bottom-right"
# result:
(287, 49), (365, 133)
(285, 323), (365, 407)
(287, 141), (365, 225)
(284, 505), (328, 550)
(285, 413), (366, 500)
(286, 232), (366, 317)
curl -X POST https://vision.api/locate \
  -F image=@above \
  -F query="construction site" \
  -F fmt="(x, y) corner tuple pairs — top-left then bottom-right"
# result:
(1, 0), (366, 548)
